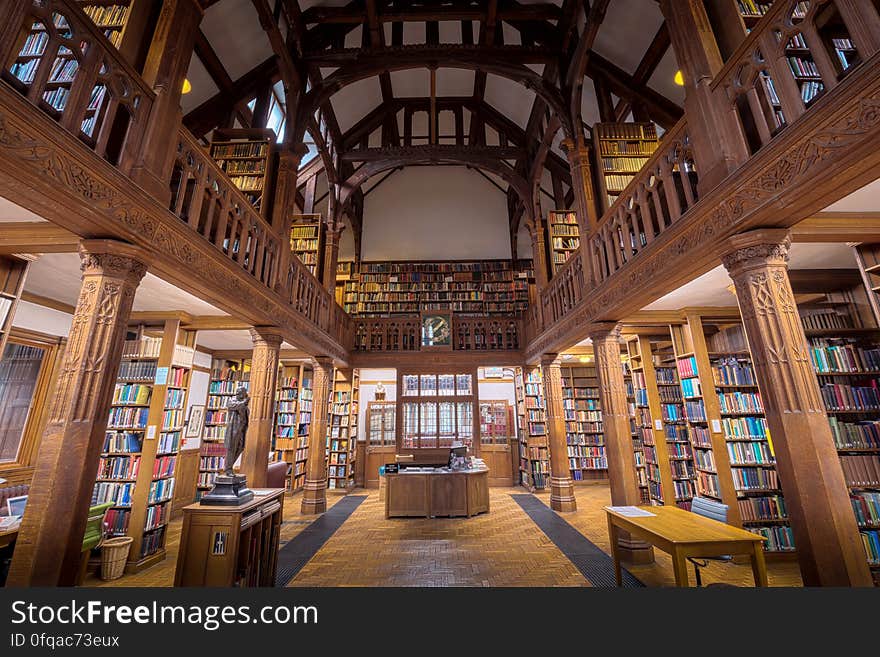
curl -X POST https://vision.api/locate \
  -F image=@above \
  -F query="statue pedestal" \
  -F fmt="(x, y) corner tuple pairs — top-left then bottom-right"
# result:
(200, 474), (254, 506)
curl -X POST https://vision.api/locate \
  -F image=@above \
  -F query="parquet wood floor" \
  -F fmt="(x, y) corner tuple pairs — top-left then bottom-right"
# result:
(81, 484), (803, 587)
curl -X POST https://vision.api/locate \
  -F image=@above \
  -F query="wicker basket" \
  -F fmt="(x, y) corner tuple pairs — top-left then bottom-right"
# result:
(100, 537), (132, 581)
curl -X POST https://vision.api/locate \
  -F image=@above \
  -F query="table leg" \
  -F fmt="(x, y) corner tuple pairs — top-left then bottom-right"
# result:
(751, 543), (769, 587)
(671, 549), (689, 587)
(606, 515), (622, 587)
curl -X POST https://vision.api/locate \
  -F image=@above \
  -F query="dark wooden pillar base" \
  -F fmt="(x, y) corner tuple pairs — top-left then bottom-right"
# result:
(549, 476), (577, 512)
(300, 478), (328, 515)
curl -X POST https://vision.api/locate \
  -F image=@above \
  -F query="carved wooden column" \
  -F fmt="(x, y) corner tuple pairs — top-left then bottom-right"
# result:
(322, 221), (345, 293)
(7, 240), (147, 586)
(591, 323), (655, 564)
(273, 145), (308, 292)
(301, 356), (333, 514)
(721, 229), (873, 586)
(130, 0), (203, 201)
(659, 0), (748, 191)
(560, 138), (599, 232)
(240, 327), (283, 488)
(540, 354), (577, 512)
(525, 217), (549, 291)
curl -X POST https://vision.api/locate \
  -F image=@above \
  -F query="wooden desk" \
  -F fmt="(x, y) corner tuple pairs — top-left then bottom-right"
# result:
(0, 525), (19, 549)
(175, 489), (284, 587)
(385, 469), (489, 518)
(605, 505), (768, 587)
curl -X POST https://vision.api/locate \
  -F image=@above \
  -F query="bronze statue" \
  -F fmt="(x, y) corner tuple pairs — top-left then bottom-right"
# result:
(223, 385), (249, 476)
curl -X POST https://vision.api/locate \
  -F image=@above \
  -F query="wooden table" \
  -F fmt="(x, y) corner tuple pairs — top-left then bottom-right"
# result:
(385, 468), (489, 518)
(605, 505), (768, 587)
(0, 524), (20, 549)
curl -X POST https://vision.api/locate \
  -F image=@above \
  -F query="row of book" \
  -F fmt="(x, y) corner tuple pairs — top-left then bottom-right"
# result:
(209, 380), (243, 394)
(198, 472), (218, 488)
(164, 388), (186, 409)
(140, 527), (165, 558)
(739, 494), (788, 522)
(697, 471), (720, 497)
(328, 439), (349, 452)
(677, 356), (698, 379)
(563, 387), (599, 399)
(828, 418), (880, 449)
(712, 359), (756, 386)
(162, 409), (183, 430)
(655, 368), (677, 384)
(800, 309), (854, 331)
(102, 431), (141, 454)
(567, 445), (605, 458)
(82, 4), (130, 26)
(144, 503), (168, 532)
(147, 479), (174, 504)
(722, 416), (768, 440)
(229, 176), (263, 191)
(43, 87), (68, 111)
(564, 409), (602, 422)
(684, 400), (708, 422)
(118, 360), (157, 381)
(673, 480), (694, 501)
(735, 0), (772, 17)
(563, 398), (600, 411)
(840, 455), (880, 487)
(569, 457), (607, 470)
(851, 492), (880, 528)
(211, 142), (268, 158)
(597, 140), (656, 157)
(158, 431), (180, 455)
(691, 425), (712, 448)
(694, 449), (716, 472)
(819, 382), (880, 412)
(122, 337), (162, 358)
(718, 391), (764, 415)
(668, 442), (693, 458)
(727, 441), (775, 465)
(276, 400), (297, 413)
(750, 525), (796, 552)
(788, 55), (820, 78)
(799, 80), (823, 104)
(107, 406), (148, 429)
(200, 456), (225, 472)
(153, 455), (175, 479)
(809, 343), (880, 373)
(92, 482), (134, 507)
(600, 156), (650, 173)
(861, 531), (880, 565)
(97, 455), (139, 481)
(104, 508), (129, 536)
(551, 238), (579, 250)
(220, 160), (265, 175)
(733, 466), (780, 492)
(670, 460), (695, 479)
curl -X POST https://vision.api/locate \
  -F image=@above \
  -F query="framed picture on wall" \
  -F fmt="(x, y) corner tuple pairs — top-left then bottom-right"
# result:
(185, 404), (206, 441)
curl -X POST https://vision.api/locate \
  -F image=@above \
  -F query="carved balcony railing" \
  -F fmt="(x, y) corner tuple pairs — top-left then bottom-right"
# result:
(588, 120), (698, 285)
(540, 249), (586, 328)
(353, 315), (523, 352)
(712, 0), (880, 157)
(169, 129), (281, 289)
(0, 0), (153, 173)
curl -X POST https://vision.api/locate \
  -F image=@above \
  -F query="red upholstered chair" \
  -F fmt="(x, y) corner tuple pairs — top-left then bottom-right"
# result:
(266, 461), (290, 489)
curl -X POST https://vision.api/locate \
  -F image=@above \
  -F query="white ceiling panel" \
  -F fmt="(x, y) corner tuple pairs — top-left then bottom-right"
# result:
(201, 0), (272, 81)
(438, 21), (460, 43)
(0, 196), (46, 222)
(593, 0), (664, 75)
(501, 22), (521, 45)
(485, 74), (535, 129)
(330, 77), (383, 132)
(344, 24), (363, 48)
(24, 253), (226, 314)
(403, 21), (426, 45)
(181, 52), (218, 114)
(581, 83), (601, 126)
(436, 68), (474, 96)
(391, 69), (429, 97)
(825, 177), (880, 212)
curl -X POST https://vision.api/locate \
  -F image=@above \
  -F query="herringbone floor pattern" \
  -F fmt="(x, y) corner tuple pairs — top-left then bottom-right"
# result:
(82, 484), (803, 587)
(287, 488), (588, 587)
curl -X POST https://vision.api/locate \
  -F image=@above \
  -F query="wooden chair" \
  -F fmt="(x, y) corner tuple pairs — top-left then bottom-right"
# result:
(76, 502), (113, 584)
(687, 497), (733, 586)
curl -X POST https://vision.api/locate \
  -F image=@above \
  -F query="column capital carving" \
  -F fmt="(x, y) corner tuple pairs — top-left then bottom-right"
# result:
(249, 326), (284, 348)
(312, 355), (334, 370)
(721, 230), (791, 275)
(78, 240), (148, 283)
(588, 321), (623, 342)
(277, 148), (306, 172)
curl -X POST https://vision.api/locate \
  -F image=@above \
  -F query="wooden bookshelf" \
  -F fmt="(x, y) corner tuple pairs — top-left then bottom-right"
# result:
(793, 276), (880, 580)
(210, 128), (275, 214)
(0, 255), (29, 358)
(198, 357), (251, 497)
(622, 355), (651, 503)
(290, 215), (323, 277)
(560, 363), (608, 482)
(592, 122), (659, 213)
(335, 260), (356, 308)
(294, 365), (314, 491)
(92, 323), (195, 573)
(625, 335), (675, 506)
(548, 211), (580, 276)
(326, 369), (356, 490)
(272, 362), (299, 467)
(352, 260), (531, 316)
(515, 367), (549, 491)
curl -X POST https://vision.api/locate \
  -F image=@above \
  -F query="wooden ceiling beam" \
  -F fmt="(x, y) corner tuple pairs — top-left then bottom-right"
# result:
(301, 3), (562, 24)
(192, 29), (254, 128)
(302, 44), (557, 66)
(341, 145), (525, 162)
(585, 51), (683, 129)
(0, 223), (79, 253)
